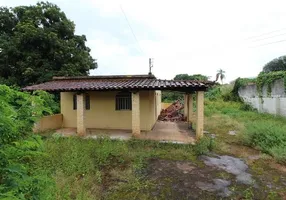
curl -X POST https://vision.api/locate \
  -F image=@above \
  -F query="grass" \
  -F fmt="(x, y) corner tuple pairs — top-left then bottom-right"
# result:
(35, 136), (211, 199)
(204, 98), (286, 163)
(32, 90), (286, 199)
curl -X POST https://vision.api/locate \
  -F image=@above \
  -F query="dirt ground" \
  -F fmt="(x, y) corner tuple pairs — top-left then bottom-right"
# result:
(146, 156), (286, 200)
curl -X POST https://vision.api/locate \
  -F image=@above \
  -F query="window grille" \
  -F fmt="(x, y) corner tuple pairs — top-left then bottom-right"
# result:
(115, 92), (132, 110)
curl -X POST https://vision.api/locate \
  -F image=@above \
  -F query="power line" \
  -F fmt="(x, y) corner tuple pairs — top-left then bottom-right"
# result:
(245, 28), (286, 40)
(249, 39), (286, 48)
(120, 5), (145, 55)
(248, 32), (286, 42)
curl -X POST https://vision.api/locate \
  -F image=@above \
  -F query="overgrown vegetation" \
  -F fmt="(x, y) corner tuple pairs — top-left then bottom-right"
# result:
(256, 71), (286, 96)
(243, 121), (286, 163)
(0, 85), (57, 199)
(231, 77), (256, 100)
(34, 136), (211, 199)
(204, 85), (286, 163)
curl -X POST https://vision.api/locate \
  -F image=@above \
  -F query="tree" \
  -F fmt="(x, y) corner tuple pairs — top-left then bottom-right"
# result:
(215, 69), (225, 84)
(263, 55), (286, 73)
(0, 2), (97, 87)
(174, 74), (209, 81)
(162, 73), (209, 102)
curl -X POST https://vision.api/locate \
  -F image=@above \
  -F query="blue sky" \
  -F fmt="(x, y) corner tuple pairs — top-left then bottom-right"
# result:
(1, 0), (286, 82)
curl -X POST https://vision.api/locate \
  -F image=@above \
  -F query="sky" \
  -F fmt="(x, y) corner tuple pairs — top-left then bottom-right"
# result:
(1, 0), (286, 82)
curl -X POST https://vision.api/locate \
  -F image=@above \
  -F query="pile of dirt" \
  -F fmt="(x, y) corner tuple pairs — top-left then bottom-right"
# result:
(158, 100), (186, 121)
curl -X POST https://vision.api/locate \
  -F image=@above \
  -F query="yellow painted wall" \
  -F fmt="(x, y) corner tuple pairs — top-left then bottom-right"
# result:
(33, 114), (63, 132)
(61, 90), (161, 131)
(155, 91), (162, 118)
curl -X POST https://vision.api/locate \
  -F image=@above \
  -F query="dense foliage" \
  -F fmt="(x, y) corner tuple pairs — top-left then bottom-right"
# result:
(263, 55), (286, 73)
(0, 2), (97, 87)
(162, 74), (209, 102)
(174, 74), (209, 81)
(0, 85), (56, 199)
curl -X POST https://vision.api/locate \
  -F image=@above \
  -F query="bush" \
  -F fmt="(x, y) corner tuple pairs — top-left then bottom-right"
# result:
(193, 136), (215, 155)
(0, 85), (56, 199)
(240, 103), (256, 111)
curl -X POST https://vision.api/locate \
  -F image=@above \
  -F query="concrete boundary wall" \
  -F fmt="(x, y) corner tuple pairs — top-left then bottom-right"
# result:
(33, 114), (63, 132)
(238, 79), (286, 117)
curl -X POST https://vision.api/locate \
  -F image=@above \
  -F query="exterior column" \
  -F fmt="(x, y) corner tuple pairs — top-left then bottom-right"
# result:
(132, 92), (140, 136)
(77, 93), (86, 136)
(184, 94), (189, 120)
(188, 93), (194, 123)
(196, 91), (204, 139)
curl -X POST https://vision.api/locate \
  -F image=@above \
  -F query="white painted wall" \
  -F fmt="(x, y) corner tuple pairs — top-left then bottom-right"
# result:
(238, 79), (286, 117)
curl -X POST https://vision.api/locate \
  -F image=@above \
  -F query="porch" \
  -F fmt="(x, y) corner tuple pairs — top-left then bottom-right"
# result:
(55, 121), (196, 144)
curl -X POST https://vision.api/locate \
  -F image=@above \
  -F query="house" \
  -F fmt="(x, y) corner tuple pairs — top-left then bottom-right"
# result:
(23, 74), (212, 139)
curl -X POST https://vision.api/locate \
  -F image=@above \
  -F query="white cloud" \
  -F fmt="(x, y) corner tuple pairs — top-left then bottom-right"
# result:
(2, 0), (286, 82)
(86, 0), (286, 82)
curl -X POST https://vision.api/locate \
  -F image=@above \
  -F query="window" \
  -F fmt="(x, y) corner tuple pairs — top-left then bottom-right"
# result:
(73, 94), (90, 110)
(85, 94), (90, 110)
(115, 92), (132, 110)
(73, 94), (77, 110)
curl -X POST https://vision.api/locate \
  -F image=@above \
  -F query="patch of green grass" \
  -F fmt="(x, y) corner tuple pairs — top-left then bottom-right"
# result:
(242, 121), (286, 163)
(36, 136), (211, 199)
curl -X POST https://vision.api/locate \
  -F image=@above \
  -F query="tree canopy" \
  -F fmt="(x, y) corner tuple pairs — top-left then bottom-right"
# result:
(0, 2), (97, 87)
(263, 55), (286, 73)
(174, 74), (209, 81)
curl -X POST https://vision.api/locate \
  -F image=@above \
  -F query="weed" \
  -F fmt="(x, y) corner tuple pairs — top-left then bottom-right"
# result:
(193, 136), (215, 155)
(243, 187), (254, 200)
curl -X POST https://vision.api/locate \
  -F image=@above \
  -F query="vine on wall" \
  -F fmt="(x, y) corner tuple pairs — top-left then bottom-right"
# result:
(232, 77), (256, 100)
(256, 71), (286, 97)
(232, 71), (286, 99)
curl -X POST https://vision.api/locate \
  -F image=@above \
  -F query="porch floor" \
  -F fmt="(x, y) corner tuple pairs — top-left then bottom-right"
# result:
(56, 121), (196, 144)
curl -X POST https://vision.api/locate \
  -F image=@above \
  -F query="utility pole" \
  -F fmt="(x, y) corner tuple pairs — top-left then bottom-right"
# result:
(148, 58), (154, 75)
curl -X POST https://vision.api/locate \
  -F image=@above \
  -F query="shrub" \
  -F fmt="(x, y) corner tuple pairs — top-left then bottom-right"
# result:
(239, 103), (256, 111)
(193, 136), (215, 155)
(0, 85), (56, 199)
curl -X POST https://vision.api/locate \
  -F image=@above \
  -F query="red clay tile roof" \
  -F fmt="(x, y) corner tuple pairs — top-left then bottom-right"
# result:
(22, 75), (213, 92)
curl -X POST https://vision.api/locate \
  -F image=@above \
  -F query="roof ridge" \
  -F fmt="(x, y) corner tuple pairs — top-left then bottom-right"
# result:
(53, 74), (156, 80)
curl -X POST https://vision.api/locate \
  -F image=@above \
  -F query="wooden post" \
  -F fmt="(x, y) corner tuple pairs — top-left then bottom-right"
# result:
(132, 92), (140, 136)
(196, 91), (204, 139)
(77, 93), (86, 136)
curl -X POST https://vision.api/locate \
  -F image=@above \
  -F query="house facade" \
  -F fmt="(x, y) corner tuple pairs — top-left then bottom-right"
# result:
(23, 74), (212, 139)
(60, 90), (161, 131)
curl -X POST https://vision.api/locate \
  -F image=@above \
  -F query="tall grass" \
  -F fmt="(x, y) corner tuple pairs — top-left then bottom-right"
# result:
(243, 121), (286, 163)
